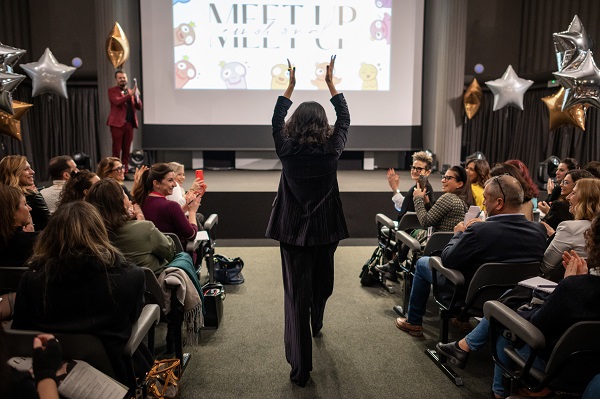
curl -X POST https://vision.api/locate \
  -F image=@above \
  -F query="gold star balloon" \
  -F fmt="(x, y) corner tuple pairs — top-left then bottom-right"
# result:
(106, 22), (130, 69)
(463, 78), (483, 119)
(541, 87), (587, 131)
(0, 100), (33, 141)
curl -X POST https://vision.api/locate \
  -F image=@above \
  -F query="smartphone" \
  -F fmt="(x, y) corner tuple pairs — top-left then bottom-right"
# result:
(195, 170), (204, 180)
(418, 174), (428, 190)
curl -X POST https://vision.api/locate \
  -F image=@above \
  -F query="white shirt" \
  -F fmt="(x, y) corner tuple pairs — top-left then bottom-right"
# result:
(40, 180), (66, 214)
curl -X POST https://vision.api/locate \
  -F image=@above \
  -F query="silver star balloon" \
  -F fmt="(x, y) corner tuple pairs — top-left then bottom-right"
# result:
(0, 71), (26, 114)
(20, 48), (76, 99)
(485, 65), (533, 111)
(553, 50), (600, 110)
(0, 42), (26, 73)
(553, 15), (593, 72)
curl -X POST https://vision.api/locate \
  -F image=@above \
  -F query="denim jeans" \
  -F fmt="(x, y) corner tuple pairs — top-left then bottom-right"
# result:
(407, 256), (433, 325)
(583, 374), (600, 399)
(492, 333), (546, 397)
(465, 317), (489, 351)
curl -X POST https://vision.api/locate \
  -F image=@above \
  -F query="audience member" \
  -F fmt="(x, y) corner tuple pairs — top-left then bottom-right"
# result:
(465, 158), (490, 209)
(395, 175), (546, 337)
(506, 159), (539, 203)
(56, 170), (99, 208)
(132, 163), (204, 246)
(539, 169), (593, 231)
(490, 163), (535, 220)
(166, 162), (205, 225)
(546, 157), (578, 203)
(387, 151), (435, 221)
(0, 155), (51, 231)
(541, 178), (600, 278)
(12, 201), (150, 385)
(583, 160), (600, 179)
(0, 186), (38, 267)
(86, 178), (176, 274)
(39, 156), (78, 214)
(97, 157), (131, 199)
(376, 165), (469, 277)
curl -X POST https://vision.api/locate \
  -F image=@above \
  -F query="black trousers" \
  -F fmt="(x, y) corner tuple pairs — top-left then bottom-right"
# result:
(279, 241), (338, 381)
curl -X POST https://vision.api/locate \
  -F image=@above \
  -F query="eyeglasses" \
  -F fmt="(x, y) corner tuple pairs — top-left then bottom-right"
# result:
(492, 174), (508, 204)
(111, 166), (126, 172)
(441, 175), (457, 182)
(560, 179), (571, 186)
(411, 166), (427, 172)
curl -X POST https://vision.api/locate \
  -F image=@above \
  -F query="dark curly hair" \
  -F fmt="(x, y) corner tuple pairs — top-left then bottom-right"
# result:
(585, 215), (600, 270)
(491, 163), (533, 202)
(465, 158), (490, 187)
(284, 101), (332, 146)
(448, 165), (473, 206)
(57, 170), (98, 208)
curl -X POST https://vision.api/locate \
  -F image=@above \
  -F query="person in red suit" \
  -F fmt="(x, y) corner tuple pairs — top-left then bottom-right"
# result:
(107, 70), (142, 172)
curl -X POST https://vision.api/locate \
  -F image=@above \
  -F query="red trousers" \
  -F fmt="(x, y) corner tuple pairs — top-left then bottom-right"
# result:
(110, 123), (134, 170)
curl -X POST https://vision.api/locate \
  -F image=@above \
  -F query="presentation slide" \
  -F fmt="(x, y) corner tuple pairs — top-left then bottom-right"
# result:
(141, 0), (423, 127)
(173, 0), (392, 91)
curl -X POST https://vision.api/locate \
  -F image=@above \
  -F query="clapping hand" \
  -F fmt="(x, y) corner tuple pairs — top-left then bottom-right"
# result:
(387, 168), (400, 191)
(562, 250), (588, 278)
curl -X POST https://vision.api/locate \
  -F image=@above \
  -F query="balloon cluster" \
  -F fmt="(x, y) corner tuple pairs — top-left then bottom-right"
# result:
(0, 43), (31, 141)
(545, 15), (598, 131)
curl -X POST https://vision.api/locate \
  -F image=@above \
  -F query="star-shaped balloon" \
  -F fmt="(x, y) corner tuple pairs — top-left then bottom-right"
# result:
(0, 100), (33, 141)
(0, 70), (26, 114)
(463, 78), (482, 119)
(106, 22), (130, 69)
(553, 50), (600, 110)
(0, 42), (26, 73)
(20, 48), (76, 98)
(553, 15), (593, 72)
(541, 87), (587, 131)
(485, 65), (533, 111)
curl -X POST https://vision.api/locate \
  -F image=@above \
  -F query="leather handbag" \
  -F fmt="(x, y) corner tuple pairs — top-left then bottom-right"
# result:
(145, 358), (181, 399)
(213, 254), (245, 284)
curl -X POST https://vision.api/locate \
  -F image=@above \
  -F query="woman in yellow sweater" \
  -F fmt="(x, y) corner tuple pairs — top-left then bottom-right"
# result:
(465, 158), (489, 210)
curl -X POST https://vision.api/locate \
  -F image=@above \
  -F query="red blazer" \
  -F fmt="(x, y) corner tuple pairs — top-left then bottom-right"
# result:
(107, 86), (142, 128)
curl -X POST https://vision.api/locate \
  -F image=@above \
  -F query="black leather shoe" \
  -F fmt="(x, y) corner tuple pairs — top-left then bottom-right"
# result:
(436, 341), (469, 369)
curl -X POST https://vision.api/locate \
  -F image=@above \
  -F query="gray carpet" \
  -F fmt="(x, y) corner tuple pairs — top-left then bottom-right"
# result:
(168, 246), (494, 399)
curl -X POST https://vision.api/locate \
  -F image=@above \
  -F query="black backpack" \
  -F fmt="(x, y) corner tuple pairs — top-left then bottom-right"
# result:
(359, 247), (383, 286)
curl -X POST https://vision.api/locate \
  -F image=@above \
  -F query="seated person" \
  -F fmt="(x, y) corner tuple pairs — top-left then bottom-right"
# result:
(440, 236), (600, 399)
(56, 170), (100, 208)
(465, 158), (490, 210)
(132, 163), (205, 247)
(506, 159), (539, 210)
(377, 165), (469, 277)
(0, 155), (51, 231)
(0, 185), (38, 267)
(86, 178), (176, 274)
(583, 160), (600, 179)
(97, 157), (132, 200)
(545, 157), (578, 203)
(39, 155), (78, 214)
(166, 162), (206, 226)
(387, 151), (435, 220)
(541, 178), (600, 278)
(490, 163), (535, 221)
(539, 169), (593, 231)
(11, 201), (149, 385)
(395, 175), (546, 337)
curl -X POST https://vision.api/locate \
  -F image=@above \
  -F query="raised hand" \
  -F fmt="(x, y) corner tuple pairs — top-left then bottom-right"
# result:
(325, 55), (339, 97)
(283, 59), (295, 99)
(387, 168), (400, 191)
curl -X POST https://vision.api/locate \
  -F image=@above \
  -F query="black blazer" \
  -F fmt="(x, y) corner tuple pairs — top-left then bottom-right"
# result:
(266, 94), (350, 246)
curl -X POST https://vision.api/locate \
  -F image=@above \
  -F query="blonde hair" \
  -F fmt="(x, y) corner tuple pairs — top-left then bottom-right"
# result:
(572, 179), (600, 221)
(412, 151), (432, 170)
(0, 155), (30, 193)
(167, 162), (184, 175)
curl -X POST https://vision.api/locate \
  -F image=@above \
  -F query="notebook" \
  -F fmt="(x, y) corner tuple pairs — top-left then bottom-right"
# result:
(518, 276), (557, 294)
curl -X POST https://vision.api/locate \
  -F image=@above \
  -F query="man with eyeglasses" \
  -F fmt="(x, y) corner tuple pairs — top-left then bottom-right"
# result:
(40, 155), (79, 214)
(395, 174), (546, 338)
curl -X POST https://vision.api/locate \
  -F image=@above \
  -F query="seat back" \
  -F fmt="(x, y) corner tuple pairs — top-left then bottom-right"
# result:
(543, 321), (600, 393)
(142, 267), (166, 314)
(465, 261), (540, 315)
(5, 329), (116, 378)
(0, 266), (28, 295)
(164, 232), (184, 253)
(423, 232), (453, 256)
(397, 212), (421, 231)
(376, 213), (397, 262)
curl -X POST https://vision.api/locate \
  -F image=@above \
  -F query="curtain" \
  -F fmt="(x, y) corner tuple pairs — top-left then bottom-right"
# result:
(462, 86), (598, 182)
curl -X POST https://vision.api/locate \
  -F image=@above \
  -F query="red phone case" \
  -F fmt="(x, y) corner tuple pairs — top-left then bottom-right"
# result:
(195, 170), (204, 180)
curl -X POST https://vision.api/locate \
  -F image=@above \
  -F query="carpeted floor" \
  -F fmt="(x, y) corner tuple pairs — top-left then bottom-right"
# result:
(161, 246), (495, 399)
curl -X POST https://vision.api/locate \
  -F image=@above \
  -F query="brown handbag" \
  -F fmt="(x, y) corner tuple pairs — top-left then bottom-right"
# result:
(145, 358), (181, 399)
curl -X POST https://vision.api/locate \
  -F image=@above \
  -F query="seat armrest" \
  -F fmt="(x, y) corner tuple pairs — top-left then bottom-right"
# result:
(376, 213), (395, 230)
(204, 214), (218, 232)
(429, 256), (465, 286)
(483, 300), (545, 350)
(395, 230), (421, 251)
(124, 304), (160, 356)
(186, 239), (201, 253)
